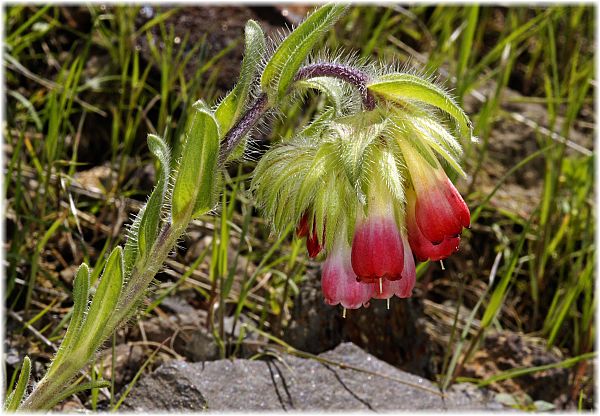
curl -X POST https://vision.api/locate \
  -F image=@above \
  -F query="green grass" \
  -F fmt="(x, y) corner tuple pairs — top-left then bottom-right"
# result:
(4, 4), (595, 410)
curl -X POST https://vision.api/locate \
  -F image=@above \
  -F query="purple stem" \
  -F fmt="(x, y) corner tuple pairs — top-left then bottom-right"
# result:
(219, 63), (377, 163)
(219, 93), (269, 165)
(294, 62), (376, 111)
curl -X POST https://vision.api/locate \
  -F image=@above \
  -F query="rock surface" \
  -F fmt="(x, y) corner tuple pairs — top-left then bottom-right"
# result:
(283, 269), (435, 377)
(123, 342), (502, 411)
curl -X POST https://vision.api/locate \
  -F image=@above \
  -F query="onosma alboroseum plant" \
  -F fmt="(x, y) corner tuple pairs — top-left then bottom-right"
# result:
(7, 4), (475, 411)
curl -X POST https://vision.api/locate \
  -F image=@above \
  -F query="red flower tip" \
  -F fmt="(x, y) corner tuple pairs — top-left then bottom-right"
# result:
(371, 234), (416, 299)
(351, 214), (404, 283)
(296, 213), (309, 238)
(297, 212), (325, 258)
(401, 141), (470, 244)
(407, 188), (462, 261)
(413, 175), (470, 244)
(307, 230), (323, 258)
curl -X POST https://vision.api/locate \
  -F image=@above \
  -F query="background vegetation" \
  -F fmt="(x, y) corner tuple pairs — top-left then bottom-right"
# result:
(4, 4), (595, 411)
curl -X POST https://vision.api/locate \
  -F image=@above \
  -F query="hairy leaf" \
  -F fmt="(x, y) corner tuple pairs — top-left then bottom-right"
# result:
(261, 4), (348, 102)
(122, 205), (144, 274)
(215, 20), (266, 134)
(48, 263), (90, 376)
(44, 381), (111, 411)
(5, 356), (31, 411)
(172, 101), (220, 224)
(368, 73), (473, 140)
(137, 134), (170, 263)
(75, 247), (123, 357)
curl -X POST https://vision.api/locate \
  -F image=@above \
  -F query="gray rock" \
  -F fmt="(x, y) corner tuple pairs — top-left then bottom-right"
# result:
(123, 342), (502, 411)
(283, 270), (435, 377)
(123, 361), (208, 411)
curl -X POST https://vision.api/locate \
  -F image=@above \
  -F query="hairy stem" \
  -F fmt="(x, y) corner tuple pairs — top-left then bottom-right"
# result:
(219, 92), (269, 164)
(294, 62), (376, 110)
(20, 358), (83, 410)
(20, 223), (184, 411)
(220, 63), (376, 164)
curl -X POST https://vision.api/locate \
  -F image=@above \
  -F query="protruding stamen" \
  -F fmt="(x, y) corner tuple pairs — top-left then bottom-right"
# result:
(386, 298), (390, 310)
(342, 308), (347, 318)
(440, 260), (445, 270)
(379, 278), (383, 294)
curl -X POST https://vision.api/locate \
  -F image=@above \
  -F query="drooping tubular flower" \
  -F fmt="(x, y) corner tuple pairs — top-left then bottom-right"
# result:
(321, 214), (416, 308)
(406, 187), (461, 262)
(351, 175), (404, 283)
(398, 138), (471, 245)
(370, 233), (416, 299)
(321, 227), (374, 309)
(252, 63), (474, 311)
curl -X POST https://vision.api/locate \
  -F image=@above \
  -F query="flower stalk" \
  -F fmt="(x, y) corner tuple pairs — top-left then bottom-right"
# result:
(294, 63), (376, 110)
(219, 92), (269, 164)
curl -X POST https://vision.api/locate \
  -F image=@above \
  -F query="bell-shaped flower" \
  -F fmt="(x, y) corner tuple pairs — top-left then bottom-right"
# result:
(406, 188), (461, 261)
(321, 235), (374, 309)
(370, 233), (416, 299)
(400, 142), (470, 244)
(351, 184), (404, 283)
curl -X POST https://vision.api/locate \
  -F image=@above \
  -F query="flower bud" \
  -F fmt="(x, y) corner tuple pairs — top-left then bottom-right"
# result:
(296, 212), (325, 258)
(307, 228), (324, 258)
(296, 213), (309, 238)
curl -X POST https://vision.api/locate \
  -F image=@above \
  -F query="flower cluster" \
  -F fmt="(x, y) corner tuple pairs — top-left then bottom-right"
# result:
(252, 69), (472, 311)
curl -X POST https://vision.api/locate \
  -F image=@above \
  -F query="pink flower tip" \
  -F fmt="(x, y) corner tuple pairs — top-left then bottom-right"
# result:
(321, 242), (373, 309)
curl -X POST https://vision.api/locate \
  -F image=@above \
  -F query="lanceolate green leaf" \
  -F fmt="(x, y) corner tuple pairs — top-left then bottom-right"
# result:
(48, 264), (90, 376)
(215, 20), (266, 135)
(137, 134), (170, 263)
(172, 101), (220, 224)
(368, 73), (473, 140)
(261, 4), (348, 102)
(44, 381), (111, 411)
(75, 247), (123, 357)
(5, 356), (31, 411)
